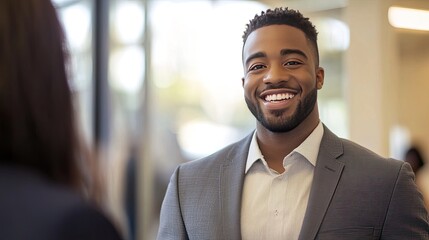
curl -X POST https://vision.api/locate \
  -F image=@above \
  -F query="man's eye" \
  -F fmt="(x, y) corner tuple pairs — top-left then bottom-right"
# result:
(284, 61), (301, 66)
(249, 64), (265, 71)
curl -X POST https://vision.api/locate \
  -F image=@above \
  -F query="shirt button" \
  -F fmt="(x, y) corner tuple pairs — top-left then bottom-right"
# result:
(274, 210), (279, 216)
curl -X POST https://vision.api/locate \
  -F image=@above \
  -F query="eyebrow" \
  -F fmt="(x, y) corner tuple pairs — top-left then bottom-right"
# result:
(244, 52), (266, 67)
(280, 49), (308, 59)
(244, 48), (308, 66)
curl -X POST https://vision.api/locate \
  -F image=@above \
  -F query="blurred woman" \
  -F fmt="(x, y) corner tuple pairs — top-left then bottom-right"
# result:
(0, 0), (123, 239)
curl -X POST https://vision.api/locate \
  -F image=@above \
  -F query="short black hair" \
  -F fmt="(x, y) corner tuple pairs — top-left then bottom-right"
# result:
(242, 7), (319, 65)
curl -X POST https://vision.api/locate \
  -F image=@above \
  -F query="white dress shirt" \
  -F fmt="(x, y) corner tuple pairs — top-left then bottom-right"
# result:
(241, 122), (324, 240)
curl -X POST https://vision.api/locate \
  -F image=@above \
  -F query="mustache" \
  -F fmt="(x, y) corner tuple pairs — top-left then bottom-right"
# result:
(260, 82), (299, 91)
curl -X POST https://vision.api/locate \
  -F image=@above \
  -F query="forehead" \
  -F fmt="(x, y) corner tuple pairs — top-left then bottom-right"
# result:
(243, 25), (313, 61)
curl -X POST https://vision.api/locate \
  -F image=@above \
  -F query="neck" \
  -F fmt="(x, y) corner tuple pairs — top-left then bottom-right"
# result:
(256, 107), (320, 172)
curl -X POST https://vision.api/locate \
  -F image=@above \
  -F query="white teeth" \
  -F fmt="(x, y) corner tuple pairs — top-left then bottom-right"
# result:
(265, 93), (295, 102)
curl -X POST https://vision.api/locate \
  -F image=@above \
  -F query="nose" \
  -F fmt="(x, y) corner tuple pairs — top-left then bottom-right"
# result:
(262, 65), (287, 84)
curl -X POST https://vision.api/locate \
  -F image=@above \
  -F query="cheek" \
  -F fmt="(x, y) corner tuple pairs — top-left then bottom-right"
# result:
(242, 81), (256, 102)
(299, 73), (319, 91)
(242, 83), (252, 98)
(242, 79), (260, 98)
(242, 78), (253, 92)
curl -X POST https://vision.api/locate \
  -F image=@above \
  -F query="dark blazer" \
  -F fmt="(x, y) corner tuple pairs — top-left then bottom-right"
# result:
(157, 125), (429, 240)
(0, 165), (123, 240)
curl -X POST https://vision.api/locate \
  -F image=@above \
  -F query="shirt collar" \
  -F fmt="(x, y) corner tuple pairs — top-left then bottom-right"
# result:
(294, 121), (324, 167)
(245, 121), (324, 173)
(245, 131), (264, 173)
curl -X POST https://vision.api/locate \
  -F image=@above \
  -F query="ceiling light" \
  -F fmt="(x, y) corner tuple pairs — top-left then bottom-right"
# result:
(388, 6), (429, 31)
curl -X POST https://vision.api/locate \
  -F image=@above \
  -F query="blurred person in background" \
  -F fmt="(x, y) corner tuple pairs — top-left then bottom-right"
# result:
(0, 0), (123, 239)
(157, 7), (429, 239)
(405, 146), (429, 211)
(405, 146), (425, 174)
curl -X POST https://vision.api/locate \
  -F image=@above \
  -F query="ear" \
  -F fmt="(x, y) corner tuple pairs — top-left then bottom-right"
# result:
(316, 67), (324, 90)
(241, 77), (245, 87)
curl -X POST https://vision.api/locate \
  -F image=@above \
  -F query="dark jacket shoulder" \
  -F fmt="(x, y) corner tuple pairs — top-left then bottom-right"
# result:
(0, 165), (123, 240)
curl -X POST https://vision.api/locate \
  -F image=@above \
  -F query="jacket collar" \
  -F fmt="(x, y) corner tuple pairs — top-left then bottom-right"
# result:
(298, 125), (345, 240)
(219, 132), (252, 240)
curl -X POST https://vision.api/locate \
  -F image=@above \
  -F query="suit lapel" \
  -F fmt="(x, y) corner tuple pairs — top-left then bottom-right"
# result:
(219, 133), (252, 240)
(299, 126), (345, 240)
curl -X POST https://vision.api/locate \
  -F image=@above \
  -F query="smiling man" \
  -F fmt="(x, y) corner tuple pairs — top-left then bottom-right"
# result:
(157, 8), (429, 240)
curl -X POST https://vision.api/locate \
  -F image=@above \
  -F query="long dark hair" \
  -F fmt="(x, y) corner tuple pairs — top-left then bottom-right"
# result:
(0, 0), (86, 192)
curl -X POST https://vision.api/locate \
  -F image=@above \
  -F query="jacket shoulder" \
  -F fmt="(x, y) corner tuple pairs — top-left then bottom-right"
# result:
(0, 166), (123, 240)
(339, 137), (403, 169)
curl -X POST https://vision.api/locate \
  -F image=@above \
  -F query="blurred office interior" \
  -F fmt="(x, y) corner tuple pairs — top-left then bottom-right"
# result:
(51, 0), (429, 239)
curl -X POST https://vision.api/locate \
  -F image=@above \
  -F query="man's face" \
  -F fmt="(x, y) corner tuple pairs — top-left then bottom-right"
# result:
(242, 25), (324, 133)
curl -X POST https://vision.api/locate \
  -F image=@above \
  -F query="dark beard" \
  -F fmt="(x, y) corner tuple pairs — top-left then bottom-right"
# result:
(245, 87), (317, 133)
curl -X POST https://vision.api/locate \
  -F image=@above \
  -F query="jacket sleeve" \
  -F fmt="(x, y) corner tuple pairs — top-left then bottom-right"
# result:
(157, 166), (189, 240)
(381, 162), (429, 239)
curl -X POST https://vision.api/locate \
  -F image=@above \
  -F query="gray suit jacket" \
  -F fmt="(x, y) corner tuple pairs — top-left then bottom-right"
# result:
(157, 125), (429, 239)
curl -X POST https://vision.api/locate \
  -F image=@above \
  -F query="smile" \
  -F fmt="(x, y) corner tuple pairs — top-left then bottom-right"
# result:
(264, 93), (295, 102)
